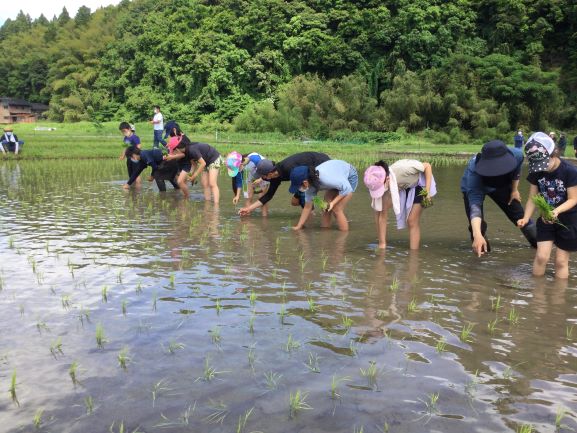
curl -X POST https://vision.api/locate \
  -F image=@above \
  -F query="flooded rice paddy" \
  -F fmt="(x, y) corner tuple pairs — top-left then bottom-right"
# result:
(0, 159), (576, 433)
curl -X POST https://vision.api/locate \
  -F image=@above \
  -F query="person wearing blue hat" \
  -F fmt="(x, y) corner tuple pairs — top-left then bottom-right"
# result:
(290, 160), (358, 231)
(461, 139), (537, 257)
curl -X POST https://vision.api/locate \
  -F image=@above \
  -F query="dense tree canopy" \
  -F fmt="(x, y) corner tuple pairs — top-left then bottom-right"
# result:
(0, 0), (576, 136)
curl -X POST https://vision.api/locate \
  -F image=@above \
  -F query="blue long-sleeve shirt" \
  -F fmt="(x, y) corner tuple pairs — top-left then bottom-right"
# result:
(127, 149), (163, 185)
(460, 147), (524, 219)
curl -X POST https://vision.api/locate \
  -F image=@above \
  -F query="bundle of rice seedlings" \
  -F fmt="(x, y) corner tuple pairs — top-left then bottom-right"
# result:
(418, 188), (433, 208)
(312, 195), (329, 211)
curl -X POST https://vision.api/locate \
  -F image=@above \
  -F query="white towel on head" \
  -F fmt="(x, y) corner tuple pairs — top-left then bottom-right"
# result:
(371, 170), (401, 215)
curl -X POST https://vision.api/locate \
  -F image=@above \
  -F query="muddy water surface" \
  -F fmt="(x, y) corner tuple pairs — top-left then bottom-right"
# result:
(0, 160), (576, 433)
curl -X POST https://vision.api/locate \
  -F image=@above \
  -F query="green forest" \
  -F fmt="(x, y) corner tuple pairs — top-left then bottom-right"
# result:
(1, 0), (576, 141)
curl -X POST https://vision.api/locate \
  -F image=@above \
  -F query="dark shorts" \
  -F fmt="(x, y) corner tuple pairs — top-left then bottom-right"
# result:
(413, 186), (423, 205)
(537, 213), (577, 251)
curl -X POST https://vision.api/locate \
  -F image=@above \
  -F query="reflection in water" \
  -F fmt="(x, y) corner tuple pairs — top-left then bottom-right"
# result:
(0, 160), (576, 433)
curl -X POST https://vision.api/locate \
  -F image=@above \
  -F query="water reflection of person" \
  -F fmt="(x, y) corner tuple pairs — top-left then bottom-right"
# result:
(461, 140), (537, 257)
(293, 229), (349, 270)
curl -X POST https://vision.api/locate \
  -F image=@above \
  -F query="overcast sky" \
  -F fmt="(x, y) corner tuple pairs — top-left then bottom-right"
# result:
(0, 1), (122, 24)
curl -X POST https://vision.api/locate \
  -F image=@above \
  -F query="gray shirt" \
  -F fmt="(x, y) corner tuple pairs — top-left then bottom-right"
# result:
(304, 160), (355, 202)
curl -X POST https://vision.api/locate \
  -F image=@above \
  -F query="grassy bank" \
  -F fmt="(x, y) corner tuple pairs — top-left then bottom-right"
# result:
(1, 121), (486, 164)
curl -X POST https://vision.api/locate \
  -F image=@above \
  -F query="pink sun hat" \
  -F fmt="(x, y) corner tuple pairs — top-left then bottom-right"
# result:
(226, 151), (243, 177)
(167, 136), (181, 154)
(363, 165), (387, 199)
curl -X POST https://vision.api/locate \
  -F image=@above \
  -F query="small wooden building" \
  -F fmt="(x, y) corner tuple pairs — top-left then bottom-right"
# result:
(0, 97), (48, 124)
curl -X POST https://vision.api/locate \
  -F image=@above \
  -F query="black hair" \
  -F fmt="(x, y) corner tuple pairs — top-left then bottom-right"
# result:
(306, 166), (321, 190)
(154, 105), (160, 110)
(119, 121), (131, 130)
(374, 160), (390, 175)
(169, 126), (183, 137)
(131, 148), (141, 156)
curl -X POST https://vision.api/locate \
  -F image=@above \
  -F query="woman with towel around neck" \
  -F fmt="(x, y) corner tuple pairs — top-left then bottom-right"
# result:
(363, 159), (436, 249)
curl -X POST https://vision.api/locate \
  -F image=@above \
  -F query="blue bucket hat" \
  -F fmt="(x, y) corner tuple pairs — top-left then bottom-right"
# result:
(289, 166), (310, 194)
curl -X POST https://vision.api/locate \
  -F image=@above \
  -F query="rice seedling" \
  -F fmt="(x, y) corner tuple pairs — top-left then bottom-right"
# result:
(118, 347), (131, 370)
(436, 337), (447, 353)
(421, 392), (440, 416)
(566, 325), (574, 340)
(8, 236), (14, 249)
(289, 389), (312, 418)
(341, 315), (353, 334)
(284, 334), (301, 352)
(517, 424), (534, 433)
(19, 304), (24, 316)
(36, 320), (50, 334)
(116, 269), (123, 284)
(236, 407), (254, 433)
(487, 317), (499, 334)
(69, 361), (80, 386)
(249, 289), (257, 306)
(464, 369), (479, 399)
(61, 294), (71, 310)
(151, 379), (172, 408)
(152, 292), (157, 312)
(9, 370), (19, 406)
(196, 355), (228, 382)
(101, 286), (108, 303)
(305, 352), (321, 373)
(83, 396), (94, 415)
(353, 426), (365, 433)
(418, 188), (433, 208)
(279, 303), (288, 323)
(0, 275), (4, 291)
(299, 251), (308, 273)
(203, 400), (229, 424)
(330, 375), (351, 400)
(533, 194), (566, 227)
(210, 326), (222, 346)
(460, 323), (474, 343)
(321, 251), (329, 271)
(215, 298), (222, 314)
(95, 322), (107, 349)
(555, 406), (570, 431)
(307, 296), (316, 313)
(33, 408), (44, 429)
(135, 280), (143, 294)
(312, 195), (329, 211)
(508, 307), (519, 325)
(50, 337), (64, 357)
(154, 402), (196, 428)
(377, 422), (390, 433)
(121, 300), (127, 316)
(249, 311), (256, 334)
(169, 273), (175, 288)
(249, 366), (272, 390)
(407, 297), (419, 313)
(247, 344), (257, 370)
(349, 339), (359, 357)
(491, 294), (502, 311)
(164, 340), (185, 355)
(360, 361), (381, 389)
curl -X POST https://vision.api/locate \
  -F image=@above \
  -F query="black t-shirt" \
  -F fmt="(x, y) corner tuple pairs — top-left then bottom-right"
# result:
(184, 142), (220, 166)
(527, 159), (577, 214)
(258, 152), (331, 205)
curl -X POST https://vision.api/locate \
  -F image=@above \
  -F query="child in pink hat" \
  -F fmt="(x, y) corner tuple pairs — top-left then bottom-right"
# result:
(364, 159), (436, 249)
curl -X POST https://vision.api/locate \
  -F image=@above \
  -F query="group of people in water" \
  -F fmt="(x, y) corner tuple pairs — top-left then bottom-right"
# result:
(119, 120), (577, 280)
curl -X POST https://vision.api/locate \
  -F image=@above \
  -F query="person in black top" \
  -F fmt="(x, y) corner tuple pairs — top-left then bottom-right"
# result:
(573, 135), (577, 158)
(239, 151), (330, 216)
(123, 148), (179, 192)
(164, 127), (222, 202)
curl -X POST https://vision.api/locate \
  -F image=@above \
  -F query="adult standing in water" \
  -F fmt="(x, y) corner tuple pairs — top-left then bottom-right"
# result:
(289, 160), (358, 231)
(150, 105), (167, 149)
(238, 151), (330, 216)
(461, 140), (537, 256)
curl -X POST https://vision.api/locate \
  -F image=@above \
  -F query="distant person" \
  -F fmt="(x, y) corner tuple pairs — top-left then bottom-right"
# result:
(558, 133), (567, 157)
(289, 160), (358, 231)
(123, 147), (179, 192)
(518, 132), (577, 278)
(573, 135), (577, 157)
(513, 130), (524, 149)
(1, 127), (24, 155)
(549, 131), (557, 144)
(461, 140), (537, 256)
(164, 127), (222, 202)
(150, 105), (167, 149)
(226, 151), (270, 216)
(364, 159), (436, 250)
(119, 122), (142, 187)
(238, 152), (331, 216)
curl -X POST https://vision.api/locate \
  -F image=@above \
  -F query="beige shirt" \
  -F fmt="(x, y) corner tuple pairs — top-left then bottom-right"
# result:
(390, 159), (425, 190)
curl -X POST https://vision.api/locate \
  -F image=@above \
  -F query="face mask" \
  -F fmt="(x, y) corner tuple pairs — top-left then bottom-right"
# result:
(299, 186), (308, 193)
(130, 158), (139, 163)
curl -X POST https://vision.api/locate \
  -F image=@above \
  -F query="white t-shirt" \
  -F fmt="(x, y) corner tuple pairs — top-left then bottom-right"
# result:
(390, 159), (425, 190)
(153, 112), (164, 131)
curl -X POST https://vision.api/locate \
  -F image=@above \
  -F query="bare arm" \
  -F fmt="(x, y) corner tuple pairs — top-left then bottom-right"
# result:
(509, 179), (521, 205)
(293, 201), (313, 230)
(553, 185), (577, 218)
(518, 184), (537, 227)
(189, 158), (206, 182)
(422, 162), (433, 194)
